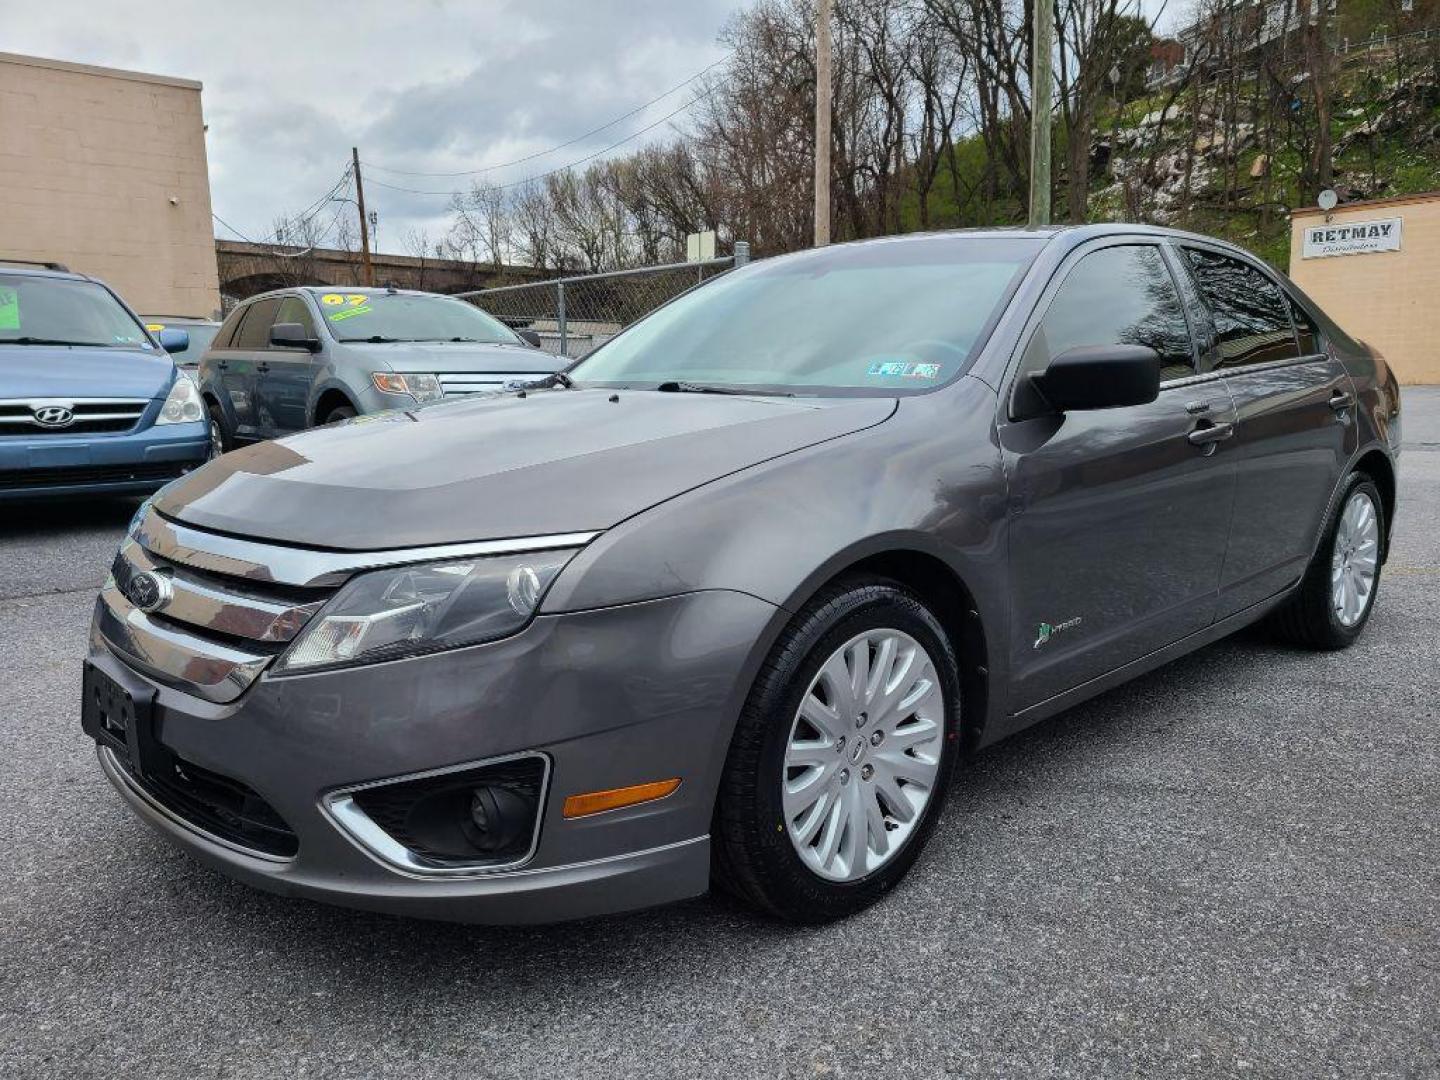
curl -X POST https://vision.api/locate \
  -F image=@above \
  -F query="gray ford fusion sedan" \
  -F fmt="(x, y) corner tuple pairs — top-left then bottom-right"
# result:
(83, 224), (1401, 924)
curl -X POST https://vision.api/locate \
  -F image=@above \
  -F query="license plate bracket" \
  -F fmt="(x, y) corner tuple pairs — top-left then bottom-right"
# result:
(81, 660), (161, 778)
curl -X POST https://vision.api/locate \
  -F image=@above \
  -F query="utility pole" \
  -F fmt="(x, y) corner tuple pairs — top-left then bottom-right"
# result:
(352, 146), (375, 286)
(1027, 0), (1054, 228)
(813, 0), (833, 247)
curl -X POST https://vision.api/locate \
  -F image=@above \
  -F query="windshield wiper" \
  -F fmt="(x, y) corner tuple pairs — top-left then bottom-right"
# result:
(339, 335), (406, 343)
(1, 336), (117, 347)
(532, 371), (575, 389)
(656, 380), (792, 397)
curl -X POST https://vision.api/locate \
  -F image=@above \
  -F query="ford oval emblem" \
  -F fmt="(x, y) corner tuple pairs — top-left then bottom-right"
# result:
(124, 570), (172, 614)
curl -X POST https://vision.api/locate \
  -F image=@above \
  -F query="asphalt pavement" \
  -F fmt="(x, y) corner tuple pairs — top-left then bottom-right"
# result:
(2, 392), (1437, 1079)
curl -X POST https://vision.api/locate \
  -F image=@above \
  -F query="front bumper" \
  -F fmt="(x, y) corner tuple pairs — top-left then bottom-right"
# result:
(85, 588), (776, 923)
(0, 420), (209, 498)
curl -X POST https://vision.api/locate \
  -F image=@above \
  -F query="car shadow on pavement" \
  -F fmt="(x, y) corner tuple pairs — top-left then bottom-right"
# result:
(2, 495), (140, 537)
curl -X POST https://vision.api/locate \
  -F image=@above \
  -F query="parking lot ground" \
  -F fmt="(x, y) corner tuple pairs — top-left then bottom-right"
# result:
(2, 392), (1437, 1080)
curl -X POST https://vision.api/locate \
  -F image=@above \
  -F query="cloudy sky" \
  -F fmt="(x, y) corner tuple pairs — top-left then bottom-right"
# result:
(5, 0), (741, 254)
(7, 0), (1176, 256)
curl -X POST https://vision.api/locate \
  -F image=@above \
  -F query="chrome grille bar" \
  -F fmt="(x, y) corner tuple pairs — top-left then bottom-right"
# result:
(115, 538), (325, 644)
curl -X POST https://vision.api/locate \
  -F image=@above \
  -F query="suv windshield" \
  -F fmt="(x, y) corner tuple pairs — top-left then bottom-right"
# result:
(0, 274), (150, 349)
(569, 237), (1040, 394)
(318, 291), (521, 345)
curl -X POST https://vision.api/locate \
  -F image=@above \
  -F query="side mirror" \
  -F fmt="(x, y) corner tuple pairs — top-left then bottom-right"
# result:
(157, 328), (190, 354)
(1029, 344), (1161, 413)
(517, 328), (543, 348)
(270, 322), (320, 352)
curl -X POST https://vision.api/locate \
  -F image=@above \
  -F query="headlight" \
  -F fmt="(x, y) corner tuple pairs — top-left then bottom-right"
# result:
(372, 372), (442, 402)
(276, 549), (577, 673)
(155, 372), (204, 425)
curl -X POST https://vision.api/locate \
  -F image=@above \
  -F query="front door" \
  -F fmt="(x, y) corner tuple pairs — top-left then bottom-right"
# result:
(255, 295), (319, 436)
(1175, 244), (1358, 614)
(999, 241), (1238, 712)
(219, 298), (279, 442)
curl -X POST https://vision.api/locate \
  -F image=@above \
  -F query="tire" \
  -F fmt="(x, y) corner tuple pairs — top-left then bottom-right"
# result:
(205, 402), (232, 459)
(713, 577), (961, 923)
(1270, 471), (1385, 650)
(323, 404), (357, 424)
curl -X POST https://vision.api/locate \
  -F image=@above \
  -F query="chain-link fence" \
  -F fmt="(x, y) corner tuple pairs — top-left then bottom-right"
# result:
(458, 244), (749, 359)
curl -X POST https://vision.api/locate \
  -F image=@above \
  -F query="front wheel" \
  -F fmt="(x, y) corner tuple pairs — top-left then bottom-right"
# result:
(323, 404), (357, 424)
(713, 578), (961, 922)
(1270, 472), (1385, 649)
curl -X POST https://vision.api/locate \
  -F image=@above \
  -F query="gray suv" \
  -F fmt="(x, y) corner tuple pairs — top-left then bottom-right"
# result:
(83, 226), (1400, 925)
(197, 286), (559, 454)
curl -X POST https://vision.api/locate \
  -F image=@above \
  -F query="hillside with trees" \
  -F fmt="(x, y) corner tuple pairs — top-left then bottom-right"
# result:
(319, 0), (1440, 278)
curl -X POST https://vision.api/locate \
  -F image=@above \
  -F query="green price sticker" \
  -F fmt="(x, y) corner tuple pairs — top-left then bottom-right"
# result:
(0, 286), (19, 330)
(327, 305), (373, 322)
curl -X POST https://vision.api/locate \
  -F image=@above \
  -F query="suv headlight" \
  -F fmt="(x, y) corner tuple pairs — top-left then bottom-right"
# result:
(155, 372), (204, 425)
(276, 549), (577, 673)
(371, 372), (442, 402)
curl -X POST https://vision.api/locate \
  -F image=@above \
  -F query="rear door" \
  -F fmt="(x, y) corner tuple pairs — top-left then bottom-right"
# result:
(1175, 244), (1358, 615)
(254, 295), (319, 435)
(998, 239), (1239, 712)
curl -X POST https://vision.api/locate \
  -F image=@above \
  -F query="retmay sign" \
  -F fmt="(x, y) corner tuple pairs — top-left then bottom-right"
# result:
(1302, 217), (1403, 259)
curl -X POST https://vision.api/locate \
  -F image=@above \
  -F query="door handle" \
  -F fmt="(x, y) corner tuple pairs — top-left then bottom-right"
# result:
(217, 359), (229, 371)
(1329, 389), (1355, 413)
(1184, 400), (1211, 415)
(1187, 420), (1235, 454)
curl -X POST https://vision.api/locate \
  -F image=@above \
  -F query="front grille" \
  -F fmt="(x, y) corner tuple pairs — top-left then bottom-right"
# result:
(101, 532), (336, 702)
(119, 752), (299, 857)
(0, 462), (187, 490)
(437, 372), (546, 397)
(0, 398), (149, 436)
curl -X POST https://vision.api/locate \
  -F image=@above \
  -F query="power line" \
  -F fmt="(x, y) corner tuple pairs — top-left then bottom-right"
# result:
(361, 54), (730, 179)
(212, 164), (354, 248)
(364, 92), (709, 199)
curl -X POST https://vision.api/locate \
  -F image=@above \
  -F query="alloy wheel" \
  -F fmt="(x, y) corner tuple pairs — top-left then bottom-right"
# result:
(1331, 489), (1379, 627)
(782, 629), (945, 882)
(208, 419), (225, 460)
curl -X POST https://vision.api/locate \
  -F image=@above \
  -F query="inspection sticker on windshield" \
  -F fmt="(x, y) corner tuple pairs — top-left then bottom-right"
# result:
(865, 359), (940, 380)
(0, 286), (19, 330)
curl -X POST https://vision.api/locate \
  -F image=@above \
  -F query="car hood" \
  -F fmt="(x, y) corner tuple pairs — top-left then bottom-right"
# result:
(0, 345), (175, 399)
(154, 389), (897, 549)
(345, 340), (560, 375)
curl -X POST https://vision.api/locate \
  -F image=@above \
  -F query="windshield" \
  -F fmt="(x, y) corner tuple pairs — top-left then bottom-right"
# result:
(145, 321), (220, 364)
(317, 291), (521, 344)
(0, 274), (150, 349)
(569, 237), (1039, 394)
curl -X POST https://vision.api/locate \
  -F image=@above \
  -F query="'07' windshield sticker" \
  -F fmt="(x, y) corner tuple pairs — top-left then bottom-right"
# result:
(321, 294), (372, 321)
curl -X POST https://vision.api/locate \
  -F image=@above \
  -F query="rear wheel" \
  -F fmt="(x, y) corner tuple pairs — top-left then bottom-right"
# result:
(713, 578), (960, 922)
(1270, 472), (1384, 649)
(205, 402), (231, 459)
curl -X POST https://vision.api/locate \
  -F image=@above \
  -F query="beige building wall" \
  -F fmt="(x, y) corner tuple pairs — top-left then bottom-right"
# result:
(1289, 191), (1440, 385)
(0, 52), (219, 318)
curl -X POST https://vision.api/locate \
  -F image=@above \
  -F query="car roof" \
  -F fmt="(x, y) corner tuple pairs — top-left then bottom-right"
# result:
(0, 261), (94, 283)
(141, 315), (220, 325)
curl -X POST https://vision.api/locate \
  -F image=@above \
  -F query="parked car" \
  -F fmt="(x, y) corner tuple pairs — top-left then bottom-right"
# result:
(0, 260), (210, 500)
(83, 225), (1400, 924)
(140, 315), (221, 370)
(196, 286), (559, 456)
